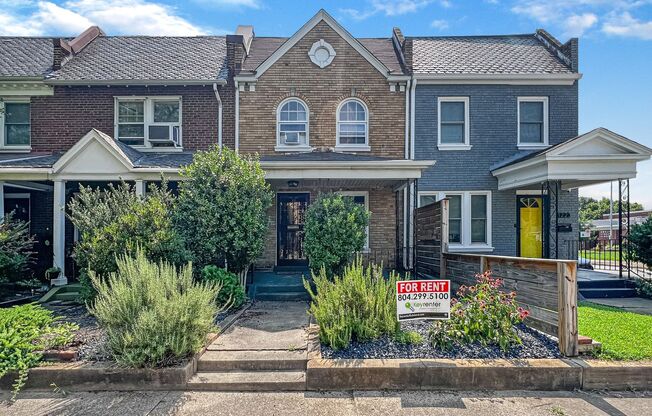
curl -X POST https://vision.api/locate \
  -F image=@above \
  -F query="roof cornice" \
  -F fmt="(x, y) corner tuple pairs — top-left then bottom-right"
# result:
(413, 73), (581, 85)
(45, 79), (227, 86)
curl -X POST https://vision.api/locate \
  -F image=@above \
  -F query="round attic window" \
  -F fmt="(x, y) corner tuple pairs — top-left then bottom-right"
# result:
(308, 39), (336, 68)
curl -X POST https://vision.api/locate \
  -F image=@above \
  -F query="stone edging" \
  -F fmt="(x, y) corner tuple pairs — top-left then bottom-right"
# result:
(305, 328), (652, 391)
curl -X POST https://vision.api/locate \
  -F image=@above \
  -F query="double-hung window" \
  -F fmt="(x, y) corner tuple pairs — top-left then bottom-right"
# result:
(115, 96), (181, 149)
(339, 191), (370, 250)
(418, 191), (492, 250)
(518, 97), (548, 148)
(0, 100), (31, 150)
(277, 99), (309, 150)
(437, 97), (470, 150)
(336, 99), (369, 151)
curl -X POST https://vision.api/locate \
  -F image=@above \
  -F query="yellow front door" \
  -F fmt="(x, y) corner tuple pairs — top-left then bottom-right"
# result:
(519, 197), (543, 258)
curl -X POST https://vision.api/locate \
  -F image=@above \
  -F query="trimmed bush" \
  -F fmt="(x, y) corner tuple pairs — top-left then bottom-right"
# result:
(89, 249), (220, 368)
(0, 304), (78, 400)
(303, 193), (370, 277)
(429, 271), (529, 351)
(629, 215), (652, 270)
(175, 147), (273, 273)
(201, 265), (246, 309)
(305, 258), (399, 350)
(0, 213), (36, 295)
(68, 181), (189, 301)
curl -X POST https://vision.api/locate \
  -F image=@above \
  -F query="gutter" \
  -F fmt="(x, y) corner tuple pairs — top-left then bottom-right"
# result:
(213, 83), (223, 148)
(409, 78), (417, 160)
(45, 79), (228, 86)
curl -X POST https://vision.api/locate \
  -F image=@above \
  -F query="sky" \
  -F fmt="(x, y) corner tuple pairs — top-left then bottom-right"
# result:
(1, 0), (651, 207)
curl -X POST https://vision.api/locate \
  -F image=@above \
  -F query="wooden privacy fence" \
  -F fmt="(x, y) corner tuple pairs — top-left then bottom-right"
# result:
(415, 199), (579, 356)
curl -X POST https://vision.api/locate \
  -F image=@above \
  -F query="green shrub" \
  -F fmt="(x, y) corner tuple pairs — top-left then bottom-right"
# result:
(89, 249), (220, 368)
(305, 258), (399, 350)
(175, 147), (273, 273)
(629, 216), (652, 270)
(201, 265), (246, 309)
(635, 278), (652, 299)
(429, 271), (529, 352)
(68, 181), (190, 301)
(0, 304), (78, 400)
(0, 213), (36, 295)
(303, 193), (370, 277)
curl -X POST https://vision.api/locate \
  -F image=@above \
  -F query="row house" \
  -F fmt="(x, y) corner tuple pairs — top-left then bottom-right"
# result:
(0, 10), (650, 283)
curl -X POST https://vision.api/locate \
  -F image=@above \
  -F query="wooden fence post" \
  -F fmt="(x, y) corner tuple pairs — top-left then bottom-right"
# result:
(557, 261), (578, 356)
(440, 199), (449, 279)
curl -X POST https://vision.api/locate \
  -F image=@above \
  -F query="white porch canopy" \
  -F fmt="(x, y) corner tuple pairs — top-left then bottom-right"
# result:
(492, 128), (652, 190)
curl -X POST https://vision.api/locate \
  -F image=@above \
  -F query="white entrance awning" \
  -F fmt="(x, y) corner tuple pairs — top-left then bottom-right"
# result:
(491, 128), (652, 190)
(261, 159), (435, 181)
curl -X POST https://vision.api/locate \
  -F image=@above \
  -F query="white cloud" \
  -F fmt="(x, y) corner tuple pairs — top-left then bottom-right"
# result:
(340, 0), (432, 20)
(431, 19), (449, 30)
(603, 11), (652, 39)
(509, 0), (652, 39)
(562, 13), (598, 37)
(193, 0), (262, 9)
(0, 0), (211, 36)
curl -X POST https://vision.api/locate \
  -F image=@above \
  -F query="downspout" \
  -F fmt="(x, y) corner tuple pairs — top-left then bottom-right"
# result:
(212, 83), (223, 149)
(235, 80), (240, 152)
(403, 78), (411, 268)
(404, 79), (411, 160)
(409, 78), (417, 160)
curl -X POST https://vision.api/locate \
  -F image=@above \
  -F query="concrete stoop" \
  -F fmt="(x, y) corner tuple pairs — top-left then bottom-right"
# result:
(189, 350), (308, 391)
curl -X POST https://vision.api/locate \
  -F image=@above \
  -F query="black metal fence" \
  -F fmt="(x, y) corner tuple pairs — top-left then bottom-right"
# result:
(567, 238), (651, 280)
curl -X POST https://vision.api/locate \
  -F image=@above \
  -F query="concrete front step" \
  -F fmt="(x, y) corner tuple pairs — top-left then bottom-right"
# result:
(188, 371), (306, 391)
(578, 279), (635, 289)
(254, 292), (311, 301)
(255, 284), (309, 293)
(198, 350), (307, 371)
(580, 287), (637, 298)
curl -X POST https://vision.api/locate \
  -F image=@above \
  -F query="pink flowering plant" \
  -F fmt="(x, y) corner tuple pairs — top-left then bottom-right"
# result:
(429, 271), (530, 351)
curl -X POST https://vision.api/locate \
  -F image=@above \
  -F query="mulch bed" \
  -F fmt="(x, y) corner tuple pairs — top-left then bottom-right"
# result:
(321, 321), (562, 360)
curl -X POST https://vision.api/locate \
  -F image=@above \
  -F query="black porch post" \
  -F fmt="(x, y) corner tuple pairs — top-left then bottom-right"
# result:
(618, 179), (623, 279)
(413, 178), (419, 274)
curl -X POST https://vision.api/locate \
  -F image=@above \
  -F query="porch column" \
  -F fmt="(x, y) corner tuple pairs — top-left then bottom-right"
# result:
(52, 180), (67, 286)
(135, 180), (146, 197)
(0, 181), (4, 221)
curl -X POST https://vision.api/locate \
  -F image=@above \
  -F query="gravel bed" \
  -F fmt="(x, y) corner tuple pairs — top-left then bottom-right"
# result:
(321, 321), (562, 360)
(45, 303), (112, 362)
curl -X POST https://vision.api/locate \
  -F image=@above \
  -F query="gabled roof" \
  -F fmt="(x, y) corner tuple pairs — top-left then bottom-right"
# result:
(238, 9), (403, 80)
(48, 36), (229, 84)
(409, 34), (573, 75)
(0, 37), (54, 78)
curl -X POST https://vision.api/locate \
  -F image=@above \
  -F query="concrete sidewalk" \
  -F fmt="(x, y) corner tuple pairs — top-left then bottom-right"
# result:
(1, 390), (651, 415)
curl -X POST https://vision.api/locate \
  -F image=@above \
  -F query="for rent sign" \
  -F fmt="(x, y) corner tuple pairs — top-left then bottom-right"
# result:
(396, 280), (451, 321)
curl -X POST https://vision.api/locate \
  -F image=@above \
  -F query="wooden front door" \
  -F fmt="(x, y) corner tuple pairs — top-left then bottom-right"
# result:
(518, 196), (543, 258)
(277, 193), (309, 266)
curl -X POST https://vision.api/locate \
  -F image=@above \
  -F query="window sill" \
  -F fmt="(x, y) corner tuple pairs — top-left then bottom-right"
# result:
(135, 147), (184, 153)
(0, 146), (32, 153)
(518, 144), (550, 151)
(274, 145), (313, 153)
(437, 144), (472, 151)
(447, 245), (494, 253)
(334, 145), (371, 152)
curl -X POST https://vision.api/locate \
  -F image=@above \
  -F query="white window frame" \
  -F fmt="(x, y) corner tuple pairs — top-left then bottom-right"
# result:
(338, 191), (370, 251)
(275, 97), (311, 152)
(418, 190), (492, 252)
(335, 98), (370, 152)
(114, 96), (183, 152)
(437, 96), (471, 151)
(517, 96), (549, 149)
(0, 98), (32, 152)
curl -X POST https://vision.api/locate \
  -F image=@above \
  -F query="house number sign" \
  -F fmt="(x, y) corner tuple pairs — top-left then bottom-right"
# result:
(396, 280), (451, 321)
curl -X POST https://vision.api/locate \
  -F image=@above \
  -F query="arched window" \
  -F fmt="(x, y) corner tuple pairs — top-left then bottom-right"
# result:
(277, 99), (309, 148)
(337, 99), (368, 148)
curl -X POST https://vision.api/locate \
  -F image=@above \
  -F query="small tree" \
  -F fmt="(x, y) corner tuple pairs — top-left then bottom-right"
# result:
(630, 216), (652, 269)
(68, 181), (189, 301)
(0, 213), (36, 294)
(174, 147), (273, 273)
(303, 193), (370, 277)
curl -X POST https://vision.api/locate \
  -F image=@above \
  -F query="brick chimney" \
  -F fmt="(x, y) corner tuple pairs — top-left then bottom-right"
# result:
(226, 25), (254, 75)
(535, 29), (578, 73)
(52, 38), (71, 70)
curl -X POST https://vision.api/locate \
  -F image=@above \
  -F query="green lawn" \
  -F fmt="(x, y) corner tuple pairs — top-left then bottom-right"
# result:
(582, 249), (620, 261)
(578, 301), (652, 360)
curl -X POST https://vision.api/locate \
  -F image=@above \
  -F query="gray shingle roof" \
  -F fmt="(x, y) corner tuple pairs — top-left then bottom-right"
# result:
(409, 35), (573, 75)
(242, 37), (403, 74)
(49, 36), (228, 82)
(0, 37), (53, 78)
(0, 153), (61, 168)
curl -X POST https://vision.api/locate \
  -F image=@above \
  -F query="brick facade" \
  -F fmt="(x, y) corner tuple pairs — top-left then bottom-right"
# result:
(30, 84), (231, 153)
(237, 21), (406, 157)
